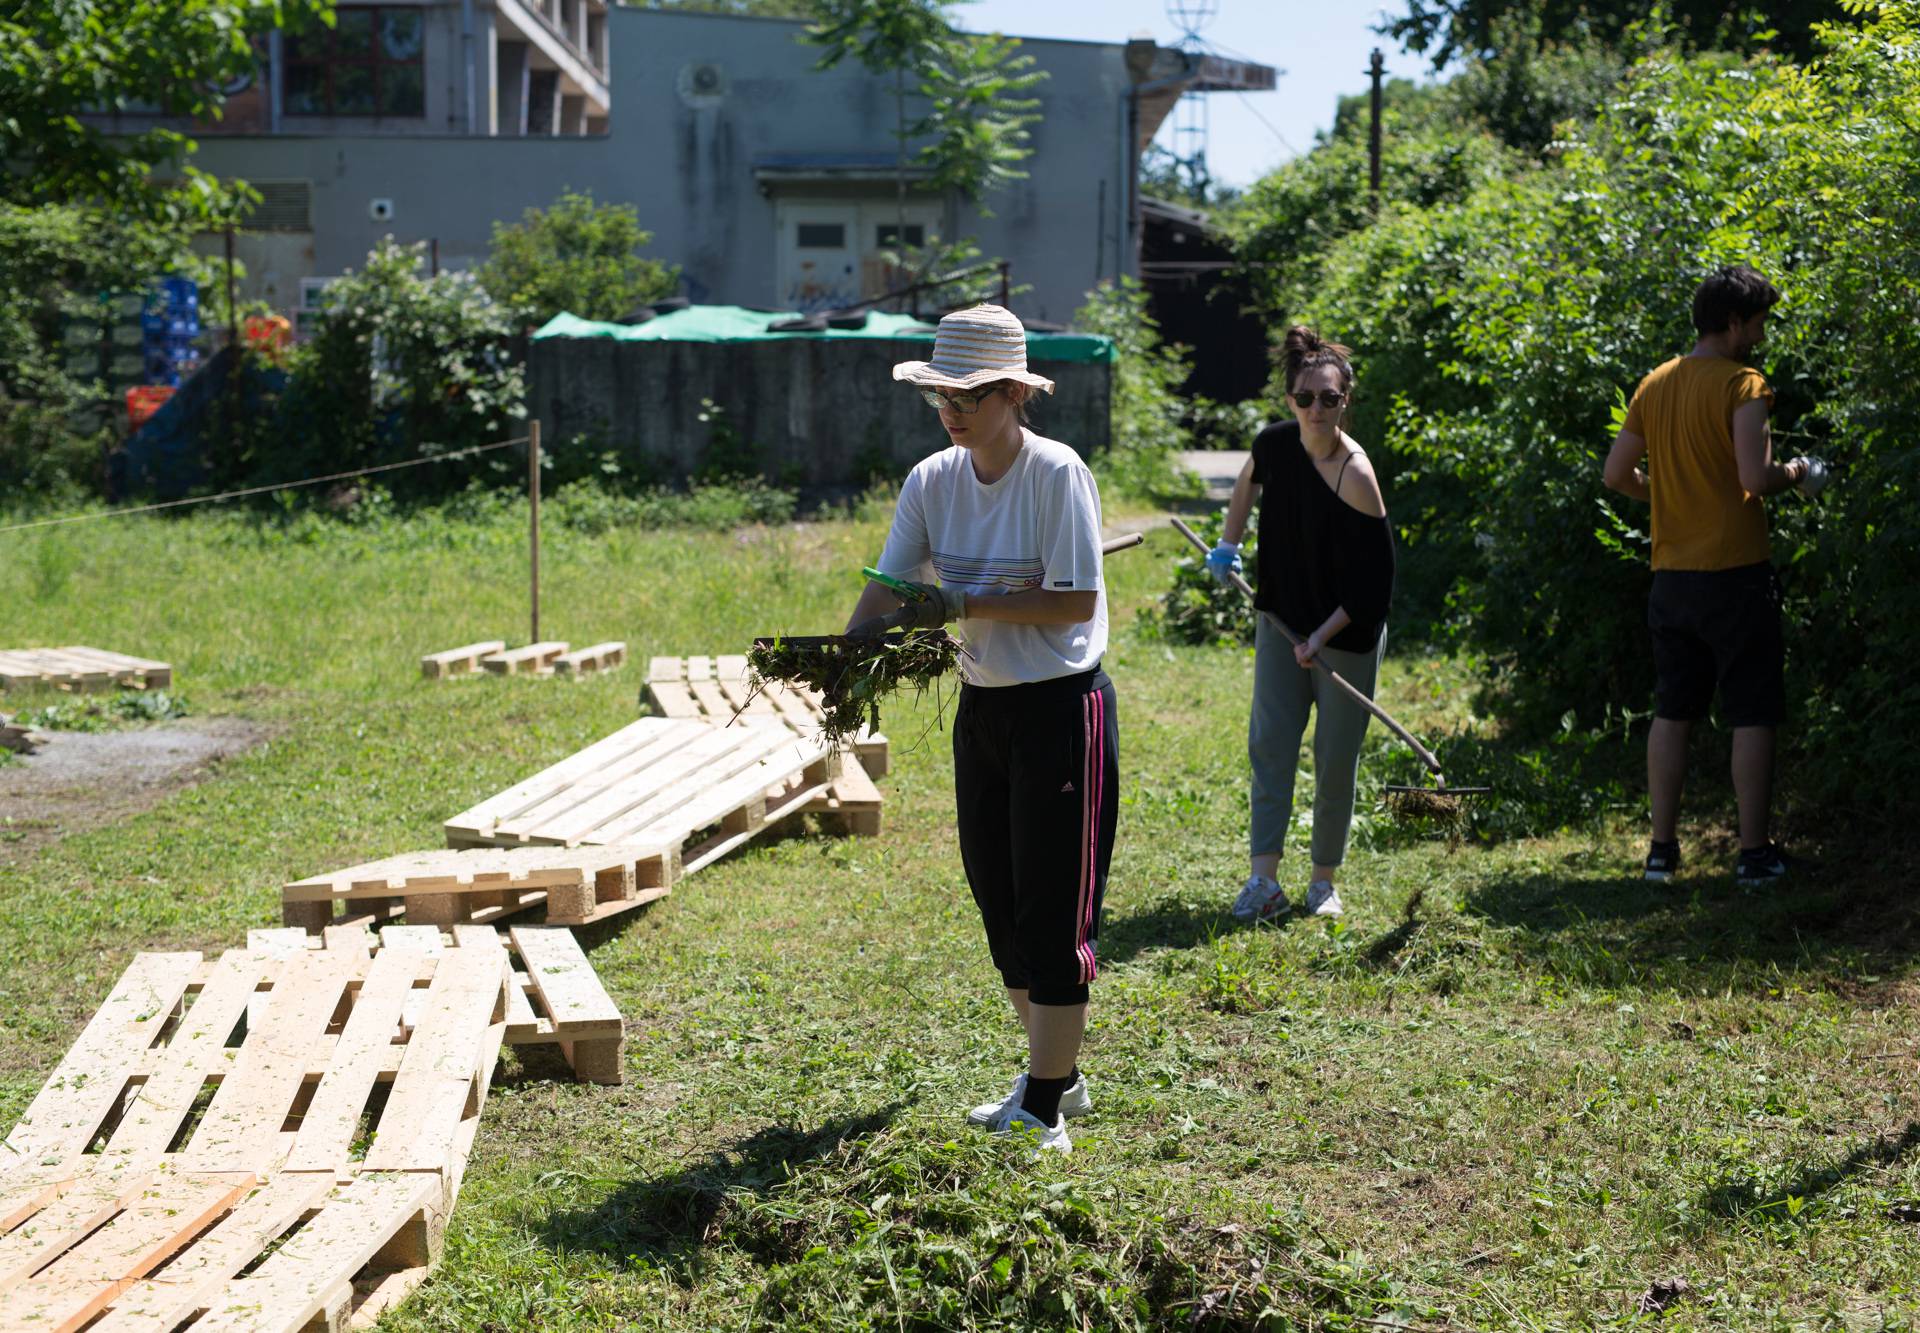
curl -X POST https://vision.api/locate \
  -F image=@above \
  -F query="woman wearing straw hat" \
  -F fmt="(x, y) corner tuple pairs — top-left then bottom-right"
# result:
(845, 304), (1117, 1156)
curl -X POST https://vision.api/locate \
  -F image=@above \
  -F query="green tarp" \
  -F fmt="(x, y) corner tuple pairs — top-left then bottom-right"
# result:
(532, 306), (1113, 364)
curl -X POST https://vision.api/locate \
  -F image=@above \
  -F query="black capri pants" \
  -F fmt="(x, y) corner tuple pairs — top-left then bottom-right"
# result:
(953, 666), (1119, 1007)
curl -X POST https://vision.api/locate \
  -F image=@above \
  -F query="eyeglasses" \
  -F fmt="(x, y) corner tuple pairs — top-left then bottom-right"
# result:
(920, 384), (1002, 414)
(1289, 390), (1348, 410)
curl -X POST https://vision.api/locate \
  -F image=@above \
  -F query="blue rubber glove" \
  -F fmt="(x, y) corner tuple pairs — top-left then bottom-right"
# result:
(1205, 540), (1243, 586)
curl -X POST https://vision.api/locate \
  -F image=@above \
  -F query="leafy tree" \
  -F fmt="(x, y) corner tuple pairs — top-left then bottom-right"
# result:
(478, 190), (680, 327)
(1379, 0), (1853, 66)
(912, 31), (1046, 210)
(805, 0), (958, 239)
(0, 0), (333, 224)
(1074, 279), (1202, 502)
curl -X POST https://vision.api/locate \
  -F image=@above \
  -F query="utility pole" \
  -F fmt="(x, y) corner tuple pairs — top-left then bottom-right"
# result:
(1367, 47), (1385, 204)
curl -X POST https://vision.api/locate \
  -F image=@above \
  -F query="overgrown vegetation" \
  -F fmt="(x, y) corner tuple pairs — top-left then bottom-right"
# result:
(1074, 279), (1203, 503)
(1218, 0), (1920, 821)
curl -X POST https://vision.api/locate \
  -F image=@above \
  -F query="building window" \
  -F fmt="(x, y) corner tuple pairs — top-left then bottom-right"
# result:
(285, 8), (426, 117)
(796, 223), (847, 249)
(876, 224), (925, 248)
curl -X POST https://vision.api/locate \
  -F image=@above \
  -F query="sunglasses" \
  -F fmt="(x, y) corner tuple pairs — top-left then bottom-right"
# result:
(1289, 390), (1348, 410)
(920, 384), (1003, 414)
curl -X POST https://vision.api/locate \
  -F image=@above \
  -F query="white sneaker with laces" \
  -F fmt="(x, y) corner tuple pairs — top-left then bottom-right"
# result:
(992, 1105), (1072, 1155)
(1232, 874), (1290, 923)
(1305, 879), (1344, 917)
(966, 1072), (1092, 1128)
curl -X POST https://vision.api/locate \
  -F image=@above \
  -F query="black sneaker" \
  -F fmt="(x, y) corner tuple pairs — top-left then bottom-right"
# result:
(1734, 842), (1790, 882)
(1644, 840), (1682, 882)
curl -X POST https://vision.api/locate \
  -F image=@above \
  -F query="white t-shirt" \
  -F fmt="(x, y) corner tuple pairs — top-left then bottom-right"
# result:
(876, 431), (1107, 688)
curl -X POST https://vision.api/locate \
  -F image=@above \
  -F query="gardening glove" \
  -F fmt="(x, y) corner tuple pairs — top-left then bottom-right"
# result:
(896, 581), (967, 628)
(1205, 540), (1243, 585)
(1791, 455), (1829, 498)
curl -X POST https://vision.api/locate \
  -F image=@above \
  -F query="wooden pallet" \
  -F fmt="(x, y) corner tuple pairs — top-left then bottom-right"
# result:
(0, 646), (172, 692)
(555, 642), (627, 677)
(249, 923), (626, 1086)
(644, 654), (886, 834)
(643, 653), (889, 777)
(481, 642), (568, 676)
(281, 844), (671, 934)
(442, 715), (839, 882)
(419, 640), (505, 680)
(0, 935), (512, 1332)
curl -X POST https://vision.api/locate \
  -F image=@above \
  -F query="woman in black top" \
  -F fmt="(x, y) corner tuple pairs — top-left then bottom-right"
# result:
(1206, 326), (1395, 922)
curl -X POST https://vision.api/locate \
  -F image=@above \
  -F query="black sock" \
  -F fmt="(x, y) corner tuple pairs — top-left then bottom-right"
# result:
(1020, 1073), (1071, 1125)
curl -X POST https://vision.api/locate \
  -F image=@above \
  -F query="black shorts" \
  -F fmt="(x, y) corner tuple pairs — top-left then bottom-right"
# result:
(953, 667), (1119, 1007)
(1647, 562), (1784, 727)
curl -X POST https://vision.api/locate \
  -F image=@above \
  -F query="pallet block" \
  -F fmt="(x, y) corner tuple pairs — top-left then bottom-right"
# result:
(554, 642), (627, 677)
(281, 843), (671, 934)
(0, 936), (513, 1332)
(644, 654), (886, 834)
(480, 642), (568, 676)
(442, 714), (838, 882)
(251, 922), (626, 1087)
(419, 640), (505, 679)
(0, 646), (172, 692)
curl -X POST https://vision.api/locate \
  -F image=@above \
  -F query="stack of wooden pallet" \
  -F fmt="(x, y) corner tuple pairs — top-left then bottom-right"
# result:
(281, 844), (674, 935)
(643, 654), (887, 835)
(442, 714), (840, 875)
(0, 646), (172, 692)
(0, 923), (623, 1333)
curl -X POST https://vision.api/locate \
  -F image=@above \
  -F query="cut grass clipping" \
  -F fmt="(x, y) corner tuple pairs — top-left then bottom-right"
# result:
(747, 630), (960, 745)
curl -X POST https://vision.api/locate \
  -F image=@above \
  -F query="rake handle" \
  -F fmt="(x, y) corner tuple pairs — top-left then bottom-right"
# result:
(1169, 516), (1446, 781)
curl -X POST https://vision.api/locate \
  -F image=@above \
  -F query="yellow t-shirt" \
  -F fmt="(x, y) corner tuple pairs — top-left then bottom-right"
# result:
(1623, 355), (1775, 571)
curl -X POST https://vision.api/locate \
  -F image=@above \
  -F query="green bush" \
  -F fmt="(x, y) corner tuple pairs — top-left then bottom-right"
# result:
(1142, 508), (1257, 646)
(223, 239), (526, 498)
(478, 189), (679, 329)
(1073, 278), (1202, 502)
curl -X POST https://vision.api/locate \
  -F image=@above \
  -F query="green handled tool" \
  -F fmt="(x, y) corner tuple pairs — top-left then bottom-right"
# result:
(861, 567), (929, 602)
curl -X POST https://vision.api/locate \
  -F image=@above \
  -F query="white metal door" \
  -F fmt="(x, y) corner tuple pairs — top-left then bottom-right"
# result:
(775, 202), (860, 312)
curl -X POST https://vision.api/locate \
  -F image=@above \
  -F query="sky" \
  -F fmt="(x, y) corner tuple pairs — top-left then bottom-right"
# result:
(955, 0), (1440, 191)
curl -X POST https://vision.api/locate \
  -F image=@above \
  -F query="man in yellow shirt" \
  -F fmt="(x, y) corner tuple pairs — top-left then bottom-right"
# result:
(1603, 266), (1826, 883)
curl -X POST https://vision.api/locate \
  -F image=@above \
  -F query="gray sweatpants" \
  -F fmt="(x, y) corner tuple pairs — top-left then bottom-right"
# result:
(1249, 611), (1383, 868)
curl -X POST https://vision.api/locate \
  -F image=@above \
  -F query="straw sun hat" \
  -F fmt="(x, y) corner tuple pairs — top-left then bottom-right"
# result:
(891, 303), (1056, 394)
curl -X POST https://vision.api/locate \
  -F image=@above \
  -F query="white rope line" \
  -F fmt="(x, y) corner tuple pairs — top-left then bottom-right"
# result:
(0, 436), (531, 536)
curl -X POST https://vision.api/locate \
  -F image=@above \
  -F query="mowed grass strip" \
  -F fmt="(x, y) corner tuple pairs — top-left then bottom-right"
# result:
(1, 501), (1916, 1330)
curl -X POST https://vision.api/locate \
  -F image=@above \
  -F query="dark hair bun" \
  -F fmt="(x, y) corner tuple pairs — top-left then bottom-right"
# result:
(1277, 324), (1354, 394)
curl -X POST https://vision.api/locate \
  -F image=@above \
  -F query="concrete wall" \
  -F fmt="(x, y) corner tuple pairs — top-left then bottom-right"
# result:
(529, 336), (1112, 488)
(183, 9), (1140, 321)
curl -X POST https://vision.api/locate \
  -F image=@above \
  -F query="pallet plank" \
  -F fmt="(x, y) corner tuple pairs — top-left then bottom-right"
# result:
(100, 952), (273, 1169)
(3, 952), (202, 1169)
(2, 1174), (250, 1333)
(181, 950), (354, 1176)
(442, 717), (696, 839)
(189, 1173), (440, 1333)
(361, 947), (503, 1175)
(88, 1175), (335, 1333)
(282, 949), (428, 1173)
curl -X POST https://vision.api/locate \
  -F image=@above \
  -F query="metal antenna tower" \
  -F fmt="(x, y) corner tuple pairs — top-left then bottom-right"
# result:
(1164, 0), (1219, 200)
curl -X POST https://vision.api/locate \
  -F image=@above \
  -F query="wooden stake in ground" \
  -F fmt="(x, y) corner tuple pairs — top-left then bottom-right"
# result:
(529, 417), (542, 645)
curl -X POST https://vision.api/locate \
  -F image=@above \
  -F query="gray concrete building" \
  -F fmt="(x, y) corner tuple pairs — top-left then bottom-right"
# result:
(168, 7), (1273, 325)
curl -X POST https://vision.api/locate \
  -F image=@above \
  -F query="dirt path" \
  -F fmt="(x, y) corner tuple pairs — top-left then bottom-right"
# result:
(0, 718), (274, 864)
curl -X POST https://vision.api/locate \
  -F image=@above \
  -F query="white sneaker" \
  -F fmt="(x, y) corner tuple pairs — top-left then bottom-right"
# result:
(992, 1105), (1072, 1155)
(965, 1071), (1092, 1128)
(1232, 874), (1290, 923)
(1305, 879), (1344, 917)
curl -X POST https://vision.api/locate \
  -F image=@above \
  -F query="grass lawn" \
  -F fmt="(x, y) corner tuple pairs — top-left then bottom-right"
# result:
(2, 498), (1916, 1330)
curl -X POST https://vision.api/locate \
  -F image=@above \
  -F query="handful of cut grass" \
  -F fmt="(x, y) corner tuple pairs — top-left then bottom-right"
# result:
(747, 630), (961, 746)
